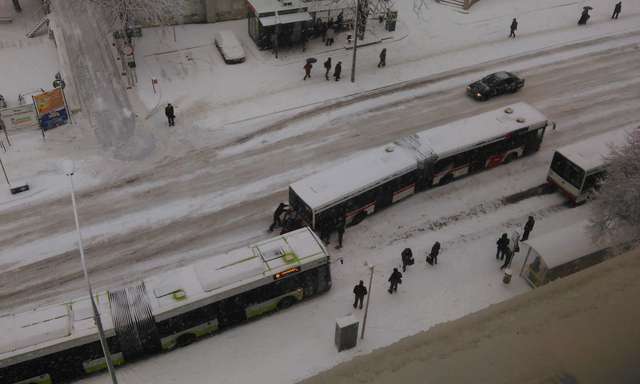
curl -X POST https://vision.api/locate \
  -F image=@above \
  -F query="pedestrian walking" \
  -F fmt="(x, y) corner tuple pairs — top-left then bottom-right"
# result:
(388, 268), (402, 294)
(303, 62), (313, 80)
(268, 202), (288, 232)
(496, 233), (509, 260)
(353, 280), (367, 309)
(509, 18), (518, 38)
(500, 247), (513, 270)
(335, 215), (345, 249)
(333, 61), (342, 81)
(500, 231), (520, 270)
(378, 48), (387, 68)
(301, 30), (308, 52)
(165, 103), (175, 126)
(324, 57), (332, 81)
(521, 216), (535, 241)
(612, 1), (621, 19)
(401, 248), (414, 272)
(428, 241), (441, 265)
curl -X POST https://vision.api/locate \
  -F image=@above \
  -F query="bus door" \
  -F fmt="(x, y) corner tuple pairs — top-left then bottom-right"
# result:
(376, 180), (394, 210)
(523, 126), (546, 155)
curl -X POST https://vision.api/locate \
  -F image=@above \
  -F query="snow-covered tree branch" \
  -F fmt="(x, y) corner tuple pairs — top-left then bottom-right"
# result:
(590, 127), (640, 238)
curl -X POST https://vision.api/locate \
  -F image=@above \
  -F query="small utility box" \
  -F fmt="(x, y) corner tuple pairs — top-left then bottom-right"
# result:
(335, 314), (359, 352)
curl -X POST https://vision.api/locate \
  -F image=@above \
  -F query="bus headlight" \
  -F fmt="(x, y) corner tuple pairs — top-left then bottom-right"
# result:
(476, 93), (482, 97)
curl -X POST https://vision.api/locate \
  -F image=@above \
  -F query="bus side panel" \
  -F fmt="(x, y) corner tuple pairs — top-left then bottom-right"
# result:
(1, 337), (122, 384)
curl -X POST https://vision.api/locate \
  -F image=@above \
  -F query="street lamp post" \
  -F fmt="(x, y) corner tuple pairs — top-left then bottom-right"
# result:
(360, 264), (374, 339)
(64, 163), (119, 384)
(350, 0), (360, 83)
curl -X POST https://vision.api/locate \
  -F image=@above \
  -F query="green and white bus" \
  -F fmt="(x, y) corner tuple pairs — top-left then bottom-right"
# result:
(1, 227), (331, 384)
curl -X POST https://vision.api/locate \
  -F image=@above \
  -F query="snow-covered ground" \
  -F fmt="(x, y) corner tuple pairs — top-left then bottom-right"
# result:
(1, 0), (640, 383)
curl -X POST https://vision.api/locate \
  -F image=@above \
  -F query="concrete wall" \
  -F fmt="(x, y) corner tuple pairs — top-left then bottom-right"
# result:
(205, 0), (247, 23)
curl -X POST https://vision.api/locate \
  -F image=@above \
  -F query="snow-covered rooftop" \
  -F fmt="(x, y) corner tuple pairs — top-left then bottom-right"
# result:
(145, 227), (327, 321)
(414, 102), (549, 158)
(0, 293), (114, 368)
(523, 221), (606, 269)
(290, 144), (418, 211)
(555, 127), (632, 172)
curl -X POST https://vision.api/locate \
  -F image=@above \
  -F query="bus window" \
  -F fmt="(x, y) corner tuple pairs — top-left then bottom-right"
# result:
(550, 152), (585, 189)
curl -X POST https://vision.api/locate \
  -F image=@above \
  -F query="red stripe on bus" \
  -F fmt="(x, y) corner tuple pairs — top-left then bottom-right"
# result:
(393, 183), (415, 195)
(346, 202), (375, 218)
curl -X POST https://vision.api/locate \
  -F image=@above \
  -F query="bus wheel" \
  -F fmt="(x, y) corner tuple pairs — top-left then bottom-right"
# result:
(278, 296), (296, 310)
(503, 153), (518, 164)
(439, 174), (454, 186)
(176, 333), (197, 348)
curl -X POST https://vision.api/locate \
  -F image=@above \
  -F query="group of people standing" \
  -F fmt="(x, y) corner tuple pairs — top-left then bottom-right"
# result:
(388, 241), (441, 294)
(495, 216), (535, 270)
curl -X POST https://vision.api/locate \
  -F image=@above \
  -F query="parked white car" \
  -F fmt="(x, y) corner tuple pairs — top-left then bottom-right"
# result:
(214, 30), (245, 64)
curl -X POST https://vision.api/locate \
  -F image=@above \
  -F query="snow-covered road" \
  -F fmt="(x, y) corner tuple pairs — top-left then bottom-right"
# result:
(1, 36), (639, 312)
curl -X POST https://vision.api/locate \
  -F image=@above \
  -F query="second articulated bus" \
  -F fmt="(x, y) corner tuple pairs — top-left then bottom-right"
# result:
(289, 102), (554, 230)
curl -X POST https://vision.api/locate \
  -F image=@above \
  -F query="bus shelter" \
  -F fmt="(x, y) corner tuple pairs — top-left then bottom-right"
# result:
(519, 221), (611, 287)
(247, 0), (312, 51)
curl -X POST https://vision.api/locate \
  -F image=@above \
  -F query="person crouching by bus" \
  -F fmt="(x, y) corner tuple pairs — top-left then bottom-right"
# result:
(269, 202), (288, 232)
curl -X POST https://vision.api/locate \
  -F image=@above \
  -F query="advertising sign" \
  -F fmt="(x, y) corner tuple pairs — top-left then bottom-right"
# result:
(0, 104), (39, 131)
(33, 88), (69, 130)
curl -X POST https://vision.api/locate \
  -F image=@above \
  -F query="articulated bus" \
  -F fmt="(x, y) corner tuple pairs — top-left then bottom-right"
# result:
(1, 228), (331, 384)
(289, 102), (553, 230)
(547, 127), (632, 204)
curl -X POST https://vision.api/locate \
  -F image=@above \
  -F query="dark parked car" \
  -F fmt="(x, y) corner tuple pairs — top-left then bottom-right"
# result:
(467, 71), (525, 101)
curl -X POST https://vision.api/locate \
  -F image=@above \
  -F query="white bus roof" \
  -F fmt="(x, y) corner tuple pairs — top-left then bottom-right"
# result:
(523, 221), (606, 269)
(556, 127), (632, 172)
(290, 144), (419, 212)
(145, 227), (329, 321)
(0, 293), (114, 368)
(291, 103), (548, 212)
(413, 102), (548, 158)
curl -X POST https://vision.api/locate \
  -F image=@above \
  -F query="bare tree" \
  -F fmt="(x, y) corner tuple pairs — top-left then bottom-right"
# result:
(590, 127), (640, 238)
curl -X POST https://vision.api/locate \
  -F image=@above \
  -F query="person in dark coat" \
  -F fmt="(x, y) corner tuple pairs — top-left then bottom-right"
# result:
(324, 57), (332, 81)
(521, 216), (535, 241)
(353, 280), (367, 309)
(378, 48), (387, 68)
(333, 61), (342, 81)
(500, 247), (513, 270)
(165, 103), (175, 126)
(429, 241), (441, 265)
(509, 18), (518, 38)
(401, 247), (413, 272)
(303, 62), (312, 80)
(269, 202), (288, 232)
(612, 2), (621, 19)
(335, 215), (345, 249)
(496, 233), (509, 260)
(388, 268), (402, 294)
(578, 8), (590, 25)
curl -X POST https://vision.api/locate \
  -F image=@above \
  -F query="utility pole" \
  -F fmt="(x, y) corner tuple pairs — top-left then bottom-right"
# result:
(360, 264), (374, 339)
(350, 0), (359, 83)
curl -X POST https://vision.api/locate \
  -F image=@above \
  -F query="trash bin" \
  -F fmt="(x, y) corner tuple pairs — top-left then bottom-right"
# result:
(335, 314), (359, 352)
(503, 268), (512, 284)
